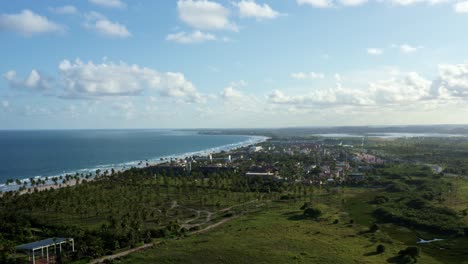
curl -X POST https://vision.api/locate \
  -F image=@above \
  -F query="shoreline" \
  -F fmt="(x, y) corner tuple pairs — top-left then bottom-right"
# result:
(0, 135), (269, 193)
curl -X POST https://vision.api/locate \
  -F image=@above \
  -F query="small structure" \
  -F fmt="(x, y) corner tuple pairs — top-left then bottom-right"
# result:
(249, 146), (263, 153)
(245, 172), (282, 181)
(15, 237), (74, 264)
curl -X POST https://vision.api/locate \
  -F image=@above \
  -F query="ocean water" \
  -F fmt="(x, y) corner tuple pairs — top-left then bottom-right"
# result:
(0, 130), (266, 187)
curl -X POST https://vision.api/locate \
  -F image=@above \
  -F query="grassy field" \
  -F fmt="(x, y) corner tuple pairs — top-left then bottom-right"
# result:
(115, 189), (442, 264)
(444, 177), (468, 223)
(345, 182), (468, 264)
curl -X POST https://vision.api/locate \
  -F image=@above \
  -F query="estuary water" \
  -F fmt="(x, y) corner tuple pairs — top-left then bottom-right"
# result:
(0, 130), (266, 188)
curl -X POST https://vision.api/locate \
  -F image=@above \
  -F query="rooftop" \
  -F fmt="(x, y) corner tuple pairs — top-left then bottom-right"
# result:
(16, 237), (71, 251)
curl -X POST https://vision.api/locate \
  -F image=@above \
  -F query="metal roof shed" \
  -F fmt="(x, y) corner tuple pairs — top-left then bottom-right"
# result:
(15, 237), (74, 264)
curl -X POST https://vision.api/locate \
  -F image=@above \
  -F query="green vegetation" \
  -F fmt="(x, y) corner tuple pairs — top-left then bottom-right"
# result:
(2, 137), (468, 263)
(116, 196), (441, 264)
(0, 167), (275, 263)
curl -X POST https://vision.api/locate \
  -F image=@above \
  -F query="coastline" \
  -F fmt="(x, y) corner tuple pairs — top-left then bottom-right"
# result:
(0, 135), (269, 194)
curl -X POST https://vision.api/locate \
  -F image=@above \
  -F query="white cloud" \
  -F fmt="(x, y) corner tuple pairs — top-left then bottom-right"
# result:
(0, 10), (64, 36)
(220, 80), (248, 101)
(94, 20), (131, 37)
(454, 1), (468, 12)
(269, 71), (435, 108)
(49, 5), (78, 15)
(388, 0), (449, 5)
(88, 0), (126, 9)
(235, 0), (282, 19)
(389, 0), (422, 5)
(3, 70), (52, 91)
(221, 86), (244, 100)
(297, 0), (452, 7)
(291, 72), (325, 80)
(177, 0), (237, 31)
(266, 60), (468, 116)
(84, 12), (131, 38)
(166, 30), (216, 44)
(367, 48), (383, 55)
(369, 72), (431, 103)
(399, 44), (422, 53)
(268, 86), (372, 107)
(297, 0), (334, 8)
(340, 0), (368, 6)
(435, 63), (468, 98)
(159, 72), (204, 102)
(58, 59), (203, 102)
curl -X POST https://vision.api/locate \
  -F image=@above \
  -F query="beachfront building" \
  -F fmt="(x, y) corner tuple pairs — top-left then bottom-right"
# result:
(15, 237), (74, 264)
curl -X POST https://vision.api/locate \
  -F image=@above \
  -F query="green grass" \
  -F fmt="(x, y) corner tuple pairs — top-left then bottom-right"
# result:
(116, 196), (441, 264)
(444, 178), (468, 223)
(345, 184), (468, 264)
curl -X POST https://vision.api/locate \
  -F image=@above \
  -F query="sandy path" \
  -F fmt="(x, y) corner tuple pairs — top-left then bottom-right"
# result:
(90, 243), (155, 264)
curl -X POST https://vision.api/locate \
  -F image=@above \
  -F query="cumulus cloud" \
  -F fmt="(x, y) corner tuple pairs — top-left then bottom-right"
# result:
(268, 86), (372, 107)
(88, 0), (126, 9)
(3, 70), (52, 91)
(269, 62), (468, 113)
(369, 72), (431, 103)
(84, 11), (131, 38)
(291, 72), (325, 80)
(49, 5), (78, 15)
(435, 63), (468, 98)
(219, 80), (247, 100)
(235, 0), (282, 19)
(221, 86), (244, 100)
(269, 71), (436, 109)
(388, 0), (448, 5)
(340, 0), (368, 6)
(0, 10), (64, 36)
(177, 0), (237, 31)
(454, 1), (468, 12)
(367, 48), (383, 55)
(297, 0), (451, 8)
(297, 0), (334, 8)
(166, 30), (216, 44)
(58, 59), (203, 102)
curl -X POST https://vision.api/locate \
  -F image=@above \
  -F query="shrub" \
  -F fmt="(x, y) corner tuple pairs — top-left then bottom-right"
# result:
(223, 212), (234, 218)
(376, 244), (385, 254)
(406, 199), (427, 209)
(399, 246), (420, 258)
(369, 223), (380, 233)
(303, 207), (322, 219)
(385, 182), (410, 193)
(395, 246), (420, 264)
(280, 194), (298, 200)
(372, 195), (390, 204)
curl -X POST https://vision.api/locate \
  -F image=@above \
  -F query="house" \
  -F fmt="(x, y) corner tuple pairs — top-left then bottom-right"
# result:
(249, 146), (263, 152)
(245, 171), (282, 181)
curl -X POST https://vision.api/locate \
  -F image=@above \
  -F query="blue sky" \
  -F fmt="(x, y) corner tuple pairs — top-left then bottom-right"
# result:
(1, 0), (468, 129)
